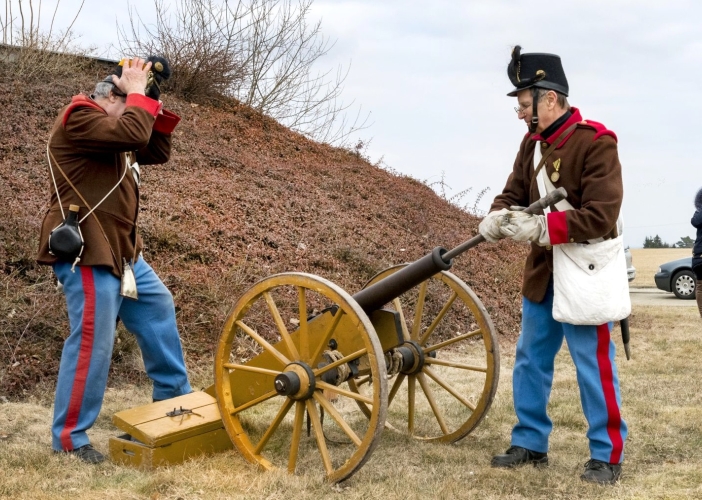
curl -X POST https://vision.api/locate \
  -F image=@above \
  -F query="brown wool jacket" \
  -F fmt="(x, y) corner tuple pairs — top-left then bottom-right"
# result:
(37, 93), (181, 278)
(490, 108), (623, 303)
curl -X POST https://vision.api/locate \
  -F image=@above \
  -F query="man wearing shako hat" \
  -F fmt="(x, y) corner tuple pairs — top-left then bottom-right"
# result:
(37, 56), (192, 463)
(478, 46), (627, 484)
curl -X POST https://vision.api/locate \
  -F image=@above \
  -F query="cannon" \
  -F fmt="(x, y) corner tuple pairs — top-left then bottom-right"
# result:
(110, 188), (567, 483)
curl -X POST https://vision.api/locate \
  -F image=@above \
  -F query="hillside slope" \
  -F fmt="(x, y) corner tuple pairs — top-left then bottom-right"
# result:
(0, 65), (528, 399)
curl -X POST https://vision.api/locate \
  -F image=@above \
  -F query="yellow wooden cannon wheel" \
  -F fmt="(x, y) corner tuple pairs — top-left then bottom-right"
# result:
(214, 272), (388, 483)
(348, 266), (499, 443)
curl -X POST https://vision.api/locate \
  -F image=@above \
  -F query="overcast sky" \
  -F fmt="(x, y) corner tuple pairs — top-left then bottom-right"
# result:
(29, 0), (701, 248)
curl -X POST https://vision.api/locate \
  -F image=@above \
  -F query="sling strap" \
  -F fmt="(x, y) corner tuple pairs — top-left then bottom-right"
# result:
(47, 143), (123, 273)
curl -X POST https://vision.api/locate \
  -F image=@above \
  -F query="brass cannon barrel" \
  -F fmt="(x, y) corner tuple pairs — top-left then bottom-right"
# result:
(352, 187), (567, 314)
(352, 246), (453, 312)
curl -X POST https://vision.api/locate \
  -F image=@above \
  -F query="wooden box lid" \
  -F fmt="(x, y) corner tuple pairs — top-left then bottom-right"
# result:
(112, 391), (225, 447)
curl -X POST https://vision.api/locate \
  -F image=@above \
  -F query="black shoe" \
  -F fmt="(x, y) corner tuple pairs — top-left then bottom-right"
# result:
(491, 446), (548, 468)
(580, 459), (621, 484)
(55, 444), (105, 464)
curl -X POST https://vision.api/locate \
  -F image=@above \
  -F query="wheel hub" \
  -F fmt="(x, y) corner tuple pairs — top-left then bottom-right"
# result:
(395, 341), (426, 375)
(274, 362), (316, 400)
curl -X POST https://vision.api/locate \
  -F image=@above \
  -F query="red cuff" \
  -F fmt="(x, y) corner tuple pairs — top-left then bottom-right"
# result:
(547, 211), (569, 244)
(153, 109), (181, 134)
(125, 93), (161, 116)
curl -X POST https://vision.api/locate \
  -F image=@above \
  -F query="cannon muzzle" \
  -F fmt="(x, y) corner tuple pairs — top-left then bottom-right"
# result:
(352, 246), (452, 313)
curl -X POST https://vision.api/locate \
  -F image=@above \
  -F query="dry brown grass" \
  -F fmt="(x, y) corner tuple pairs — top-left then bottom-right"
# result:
(629, 248), (691, 288)
(1, 302), (700, 499)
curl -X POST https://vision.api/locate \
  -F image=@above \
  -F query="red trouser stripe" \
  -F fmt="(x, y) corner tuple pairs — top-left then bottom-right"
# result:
(59, 267), (96, 450)
(596, 323), (624, 463)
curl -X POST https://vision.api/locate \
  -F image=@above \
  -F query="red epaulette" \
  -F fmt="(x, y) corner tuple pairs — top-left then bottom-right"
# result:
(61, 95), (105, 127)
(578, 119), (617, 143)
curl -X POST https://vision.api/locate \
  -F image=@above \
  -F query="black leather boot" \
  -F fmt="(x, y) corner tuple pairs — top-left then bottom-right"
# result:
(491, 446), (548, 468)
(580, 459), (621, 484)
(54, 444), (105, 464)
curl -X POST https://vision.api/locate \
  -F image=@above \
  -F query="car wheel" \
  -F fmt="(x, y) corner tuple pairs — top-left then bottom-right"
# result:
(672, 270), (696, 300)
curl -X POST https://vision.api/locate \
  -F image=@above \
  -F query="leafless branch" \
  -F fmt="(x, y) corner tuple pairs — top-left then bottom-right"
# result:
(120, 0), (370, 145)
(1, 0), (91, 77)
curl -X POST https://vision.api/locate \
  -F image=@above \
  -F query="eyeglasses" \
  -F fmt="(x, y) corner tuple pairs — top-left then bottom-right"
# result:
(514, 91), (549, 114)
(514, 102), (532, 115)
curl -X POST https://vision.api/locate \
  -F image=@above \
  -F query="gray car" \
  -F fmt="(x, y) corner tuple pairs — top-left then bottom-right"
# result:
(625, 247), (636, 282)
(654, 256), (695, 299)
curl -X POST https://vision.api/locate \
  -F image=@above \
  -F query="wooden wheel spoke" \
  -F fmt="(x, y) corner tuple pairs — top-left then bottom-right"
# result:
(418, 292), (457, 346)
(408, 376), (416, 434)
(298, 287), (309, 361)
(392, 298), (411, 341)
(263, 292), (300, 360)
(425, 358), (487, 373)
(388, 373), (406, 406)
(230, 390), (278, 415)
(317, 381), (374, 405)
(313, 348), (367, 378)
(354, 268), (499, 445)
(288, 401), (305, 473)
(417, 373), (449, 435)
(236, 320), (290, 367)
(354, 375), (372, 387)
(423, 329), (483, 353)
(306, 400), (333, 475)
(313, 393), (362, 447)
(217, 273), (389, 483)
(222, 363), (282, 377)
(255, 398), (295, 454)
(424, 366), (476, 411)
(411, 281), (428, 341)
(310, 308), (345, 365)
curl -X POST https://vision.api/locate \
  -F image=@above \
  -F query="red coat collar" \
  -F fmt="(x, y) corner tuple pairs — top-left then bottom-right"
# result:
(61, 94), (106, 127)
(530, 107), (583, 148)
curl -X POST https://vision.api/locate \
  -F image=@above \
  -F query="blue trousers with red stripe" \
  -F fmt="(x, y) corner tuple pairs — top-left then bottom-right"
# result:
(510, 282), (627, 464)
(51, 258), (192, 451)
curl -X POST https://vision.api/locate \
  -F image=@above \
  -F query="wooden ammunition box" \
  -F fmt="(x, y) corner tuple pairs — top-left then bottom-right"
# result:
(109, 391), (233, 468)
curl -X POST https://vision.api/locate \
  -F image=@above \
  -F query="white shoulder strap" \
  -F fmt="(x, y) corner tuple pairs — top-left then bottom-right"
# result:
(533, 144), (574, 212)
(533, 141), (623, 238)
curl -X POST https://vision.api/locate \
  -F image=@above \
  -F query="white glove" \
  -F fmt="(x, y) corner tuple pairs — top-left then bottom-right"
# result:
(500, 211), (551, 246)
(479, 208), (510, 243)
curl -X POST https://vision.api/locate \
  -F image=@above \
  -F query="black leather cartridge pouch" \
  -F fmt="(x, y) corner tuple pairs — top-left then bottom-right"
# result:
(48, 205), (84, 264)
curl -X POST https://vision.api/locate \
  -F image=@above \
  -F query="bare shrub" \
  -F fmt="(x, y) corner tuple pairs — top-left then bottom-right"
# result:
(424, 171), (491, 217)
(119, 0), (369, 145)
(118, 0), (247, 101)
(0, 0), (95, 78)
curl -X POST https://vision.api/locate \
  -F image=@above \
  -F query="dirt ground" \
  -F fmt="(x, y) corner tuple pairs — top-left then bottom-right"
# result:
(629, 287), (697, 307)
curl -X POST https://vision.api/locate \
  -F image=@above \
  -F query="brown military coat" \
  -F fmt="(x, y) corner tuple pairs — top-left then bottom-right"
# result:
(490, 108), (623, 303)
(37, 93), (181, 278)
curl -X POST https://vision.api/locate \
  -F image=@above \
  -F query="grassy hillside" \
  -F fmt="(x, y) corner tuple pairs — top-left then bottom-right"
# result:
(0, 63), (528, 400)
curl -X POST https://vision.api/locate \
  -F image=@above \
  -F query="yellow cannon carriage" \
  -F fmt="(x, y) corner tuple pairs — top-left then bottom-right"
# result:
(110, 189), (566, 483)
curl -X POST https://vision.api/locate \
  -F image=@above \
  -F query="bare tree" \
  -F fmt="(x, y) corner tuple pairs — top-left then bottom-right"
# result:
(119, 0), (369, 146)
(118, 0), (249, 101)
(0, 0), (91, 77)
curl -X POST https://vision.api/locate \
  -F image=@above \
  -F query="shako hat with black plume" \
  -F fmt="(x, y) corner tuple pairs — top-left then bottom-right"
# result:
(507, 45), (569, 97)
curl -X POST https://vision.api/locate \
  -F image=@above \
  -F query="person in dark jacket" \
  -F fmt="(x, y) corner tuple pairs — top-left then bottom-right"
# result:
(692, 187), (702, 317)
(38, 56), (192, 464)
